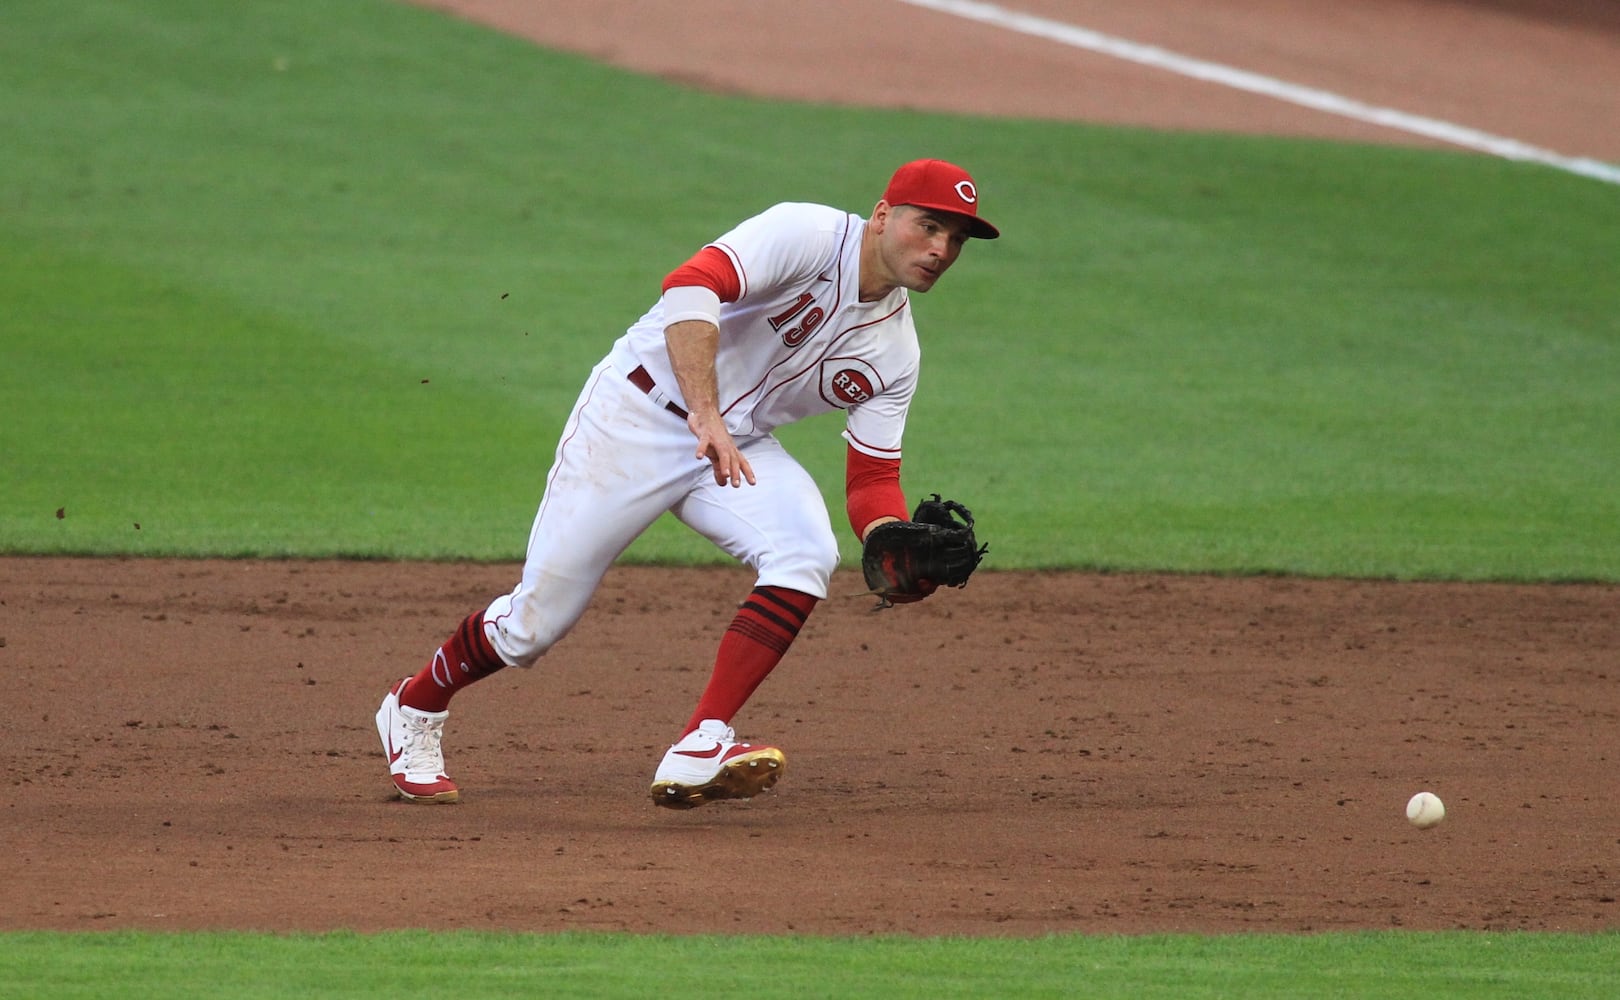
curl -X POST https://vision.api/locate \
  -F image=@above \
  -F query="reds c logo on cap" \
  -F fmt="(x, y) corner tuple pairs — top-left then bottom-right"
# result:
(882, 159), (1000, 240)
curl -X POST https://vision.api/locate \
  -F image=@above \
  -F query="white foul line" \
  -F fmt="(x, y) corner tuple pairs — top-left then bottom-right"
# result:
(899, 0), (1620, 186)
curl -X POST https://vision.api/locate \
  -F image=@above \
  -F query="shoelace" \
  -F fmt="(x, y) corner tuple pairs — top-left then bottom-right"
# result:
(696, 722), (736, 744)
(400, 713), (446, 772)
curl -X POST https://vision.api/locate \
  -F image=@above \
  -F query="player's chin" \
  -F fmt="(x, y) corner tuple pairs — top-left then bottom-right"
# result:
(908, 269), (943, 292)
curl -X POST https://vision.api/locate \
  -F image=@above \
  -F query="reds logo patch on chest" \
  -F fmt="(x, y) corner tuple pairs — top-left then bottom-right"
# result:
(821, 359), (883, 407)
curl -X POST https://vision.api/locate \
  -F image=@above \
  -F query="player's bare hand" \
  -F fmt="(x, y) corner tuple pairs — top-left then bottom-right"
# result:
(689, 414), (756, 487)
(703, 442), (755, 487)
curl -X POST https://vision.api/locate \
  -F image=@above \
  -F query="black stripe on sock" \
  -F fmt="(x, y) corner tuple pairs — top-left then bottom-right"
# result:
(748, 587), (812, 627)
(738, 601), (803, 638)
(727, 617), (792, 654)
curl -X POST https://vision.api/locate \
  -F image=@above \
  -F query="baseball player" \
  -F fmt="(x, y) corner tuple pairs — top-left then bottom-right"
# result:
(376, 159), (998, 808)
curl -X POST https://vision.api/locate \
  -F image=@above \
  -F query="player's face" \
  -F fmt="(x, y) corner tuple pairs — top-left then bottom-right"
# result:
(877, 205), (972, 293)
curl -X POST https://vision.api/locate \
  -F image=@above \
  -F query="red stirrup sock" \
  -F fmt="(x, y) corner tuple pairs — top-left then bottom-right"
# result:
(682, 586), (819, 736)
(400, 609), (508, 713)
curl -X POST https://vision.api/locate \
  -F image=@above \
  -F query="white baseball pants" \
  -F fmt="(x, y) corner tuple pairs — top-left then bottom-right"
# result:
(483, 358), (839, 667)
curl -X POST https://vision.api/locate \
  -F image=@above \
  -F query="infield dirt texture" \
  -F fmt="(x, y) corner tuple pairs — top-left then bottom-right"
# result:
(6, 0), (1619, 935)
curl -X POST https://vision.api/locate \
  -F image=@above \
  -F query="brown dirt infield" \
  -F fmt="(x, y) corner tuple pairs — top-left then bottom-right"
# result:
(5, 1), (1618, 937)
(7, 560), (1617, 935)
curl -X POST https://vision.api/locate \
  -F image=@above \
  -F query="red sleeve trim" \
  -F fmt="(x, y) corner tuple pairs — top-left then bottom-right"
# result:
(845, 445), (907, 538)
(662, 245), (742, 303)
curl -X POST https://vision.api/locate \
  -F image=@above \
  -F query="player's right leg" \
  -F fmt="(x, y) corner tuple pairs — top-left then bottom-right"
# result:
(377, 360), (700, 803)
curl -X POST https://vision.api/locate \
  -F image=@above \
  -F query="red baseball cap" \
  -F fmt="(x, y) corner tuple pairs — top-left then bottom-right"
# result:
(882, 159), (1000, 240)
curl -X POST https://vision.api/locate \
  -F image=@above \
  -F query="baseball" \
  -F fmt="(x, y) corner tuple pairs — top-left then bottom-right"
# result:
(1406, 791), (1445, 829)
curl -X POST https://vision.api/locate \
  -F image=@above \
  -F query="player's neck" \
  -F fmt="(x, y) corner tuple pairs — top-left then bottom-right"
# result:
(857, 276), (897, 302)
(857, 226), (899, 302)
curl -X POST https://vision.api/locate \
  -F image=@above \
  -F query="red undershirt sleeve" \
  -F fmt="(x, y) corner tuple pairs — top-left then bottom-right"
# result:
(662, 245), (743, 302)
(845, 445), (907, 539)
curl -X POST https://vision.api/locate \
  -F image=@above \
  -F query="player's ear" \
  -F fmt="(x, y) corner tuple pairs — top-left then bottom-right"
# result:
(870, 199), (892, 231)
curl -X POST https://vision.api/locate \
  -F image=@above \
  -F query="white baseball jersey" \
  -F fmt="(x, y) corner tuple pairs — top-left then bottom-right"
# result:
(606, 202), (918, 459)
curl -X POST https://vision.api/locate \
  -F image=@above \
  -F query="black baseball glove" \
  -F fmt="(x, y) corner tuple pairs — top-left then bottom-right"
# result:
(860, 494), (987, 608)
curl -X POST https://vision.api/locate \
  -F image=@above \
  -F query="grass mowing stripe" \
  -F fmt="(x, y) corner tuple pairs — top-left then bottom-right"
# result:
(1, 236), (548, 558)
(4, 930), (1619, 999)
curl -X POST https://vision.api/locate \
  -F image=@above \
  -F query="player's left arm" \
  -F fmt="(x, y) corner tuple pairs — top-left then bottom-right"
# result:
(842, 351), (916, 539)
(845, 445), (906, 541)
(847, 383), (986, 605)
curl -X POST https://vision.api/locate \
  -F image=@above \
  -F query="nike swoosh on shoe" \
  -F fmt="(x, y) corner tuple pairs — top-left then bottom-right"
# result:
(673, 744), (725, 760)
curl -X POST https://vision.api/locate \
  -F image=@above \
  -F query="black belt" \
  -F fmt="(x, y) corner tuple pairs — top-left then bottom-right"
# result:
(627, 365), (689, 419)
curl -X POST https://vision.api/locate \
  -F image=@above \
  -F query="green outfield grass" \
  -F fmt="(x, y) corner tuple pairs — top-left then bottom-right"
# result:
(3, 0), (1616, 578)
(6, 929), (1619, 1000)
(2, 0), (1618, 994)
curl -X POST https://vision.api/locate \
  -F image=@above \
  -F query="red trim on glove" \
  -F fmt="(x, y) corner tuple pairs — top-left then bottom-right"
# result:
(662, 245), (742, 302)
(845, 445), (907, 539)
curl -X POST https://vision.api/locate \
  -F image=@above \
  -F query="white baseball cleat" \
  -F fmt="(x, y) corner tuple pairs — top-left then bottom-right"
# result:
(650, 719), (785, 809)
(375, 677), (460, 804)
